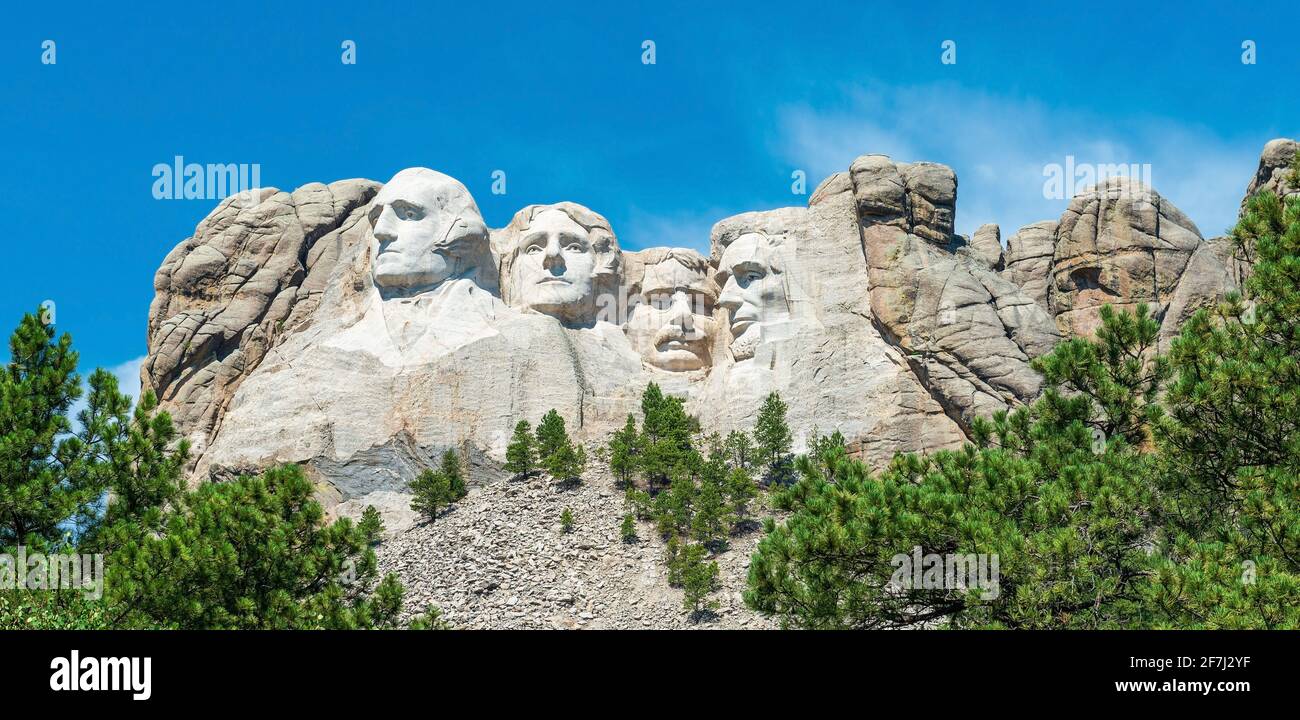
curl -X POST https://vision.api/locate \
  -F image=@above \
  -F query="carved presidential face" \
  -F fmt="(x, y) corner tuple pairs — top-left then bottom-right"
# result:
(626, 251), (718, 372)
(369, 168), (488, 295)
(511, 209), (598, 318)
(717, 232), (789, 361)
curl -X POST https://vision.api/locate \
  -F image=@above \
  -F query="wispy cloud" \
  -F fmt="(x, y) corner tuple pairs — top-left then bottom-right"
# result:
(108, 356), (144, 405)
(774, 83), (1266, 240)
(67, 356), (145, 429)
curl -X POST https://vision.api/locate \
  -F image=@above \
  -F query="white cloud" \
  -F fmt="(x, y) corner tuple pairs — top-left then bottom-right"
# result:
(108, 356), (144, 406)
(67, 355), (146, 429)
(775, 82), (1264, 240)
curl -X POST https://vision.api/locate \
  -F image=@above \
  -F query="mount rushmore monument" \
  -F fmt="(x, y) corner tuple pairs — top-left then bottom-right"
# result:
(140, 139), (1296, 519)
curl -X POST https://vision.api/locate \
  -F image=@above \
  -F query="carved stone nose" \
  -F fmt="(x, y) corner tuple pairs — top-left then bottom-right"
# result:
(718, 281), (742, 310)
(373, 208), (399, 243)
(542, 243), (565, 271)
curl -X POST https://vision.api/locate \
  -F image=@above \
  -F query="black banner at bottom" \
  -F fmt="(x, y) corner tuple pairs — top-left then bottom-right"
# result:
(0, 630), (1288, 709)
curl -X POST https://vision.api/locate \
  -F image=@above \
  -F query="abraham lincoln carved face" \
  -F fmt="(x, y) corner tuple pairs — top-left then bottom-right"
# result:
(716, 232), (790, 361)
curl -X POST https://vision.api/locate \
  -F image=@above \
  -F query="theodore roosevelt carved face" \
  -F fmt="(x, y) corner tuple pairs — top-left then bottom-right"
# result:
(625, 248), (718, 372)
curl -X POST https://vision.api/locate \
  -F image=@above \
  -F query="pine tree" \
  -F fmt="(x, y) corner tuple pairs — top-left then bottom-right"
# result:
(440, 448), (467, 500)
(754, 391), (793, 478)
(680, 543), (720, 616)
(1, 311), (110, 548)
(1, 308), (188, 552)
(654, 467), (697, 539)
(725, 430), (755, 471)
(637, 384), (693, 489)
(545, 440), (587, 485)
(746, 306), (1166, 629)
(691, 454), (733, 549)
(359, 505), (384, 545)
(108, 465), (409, 629)
(409, 468), (452, 520)
(408, 604), (452, 630)
(807, 428), (847, 478)
(664, 534), (685, 586)
(535, 409), (568, 461)
(608, 414), (641, 488)
(1149, 175), (1300, 628)
(726, 465), (757, 521)
(504, 420), (536, 478)
(560, 508), (574, 533)
(624, 486), (653, 520)
(621, 513), (638, 543)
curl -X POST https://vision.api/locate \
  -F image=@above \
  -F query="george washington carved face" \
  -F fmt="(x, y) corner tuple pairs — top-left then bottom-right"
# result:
(369, 168), (490, 298)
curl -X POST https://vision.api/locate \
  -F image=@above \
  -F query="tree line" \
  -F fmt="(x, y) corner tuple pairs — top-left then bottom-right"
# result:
(745, 164), (1300, 629)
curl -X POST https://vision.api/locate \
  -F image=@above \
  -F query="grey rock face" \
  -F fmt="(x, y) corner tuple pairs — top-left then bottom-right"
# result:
(1242, 138), (1299, 213)
(849, 155), (957, 245)
(142, 179), (380, 460)
(1001, 220), (1058, 309)
(1050, 178), (1204, 339)
(145, 141), (1289, 516)
(964, 223), (1004, 270)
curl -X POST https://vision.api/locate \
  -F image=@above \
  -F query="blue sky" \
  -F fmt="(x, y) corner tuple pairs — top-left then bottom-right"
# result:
(3, 0), (1297, 385)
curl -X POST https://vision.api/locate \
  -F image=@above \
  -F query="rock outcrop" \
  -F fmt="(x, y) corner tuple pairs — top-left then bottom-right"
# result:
(1049, 178), (1206, 340)
(843, 156), (1059, 430)
(1242, 138), (1299, 212)
(143, 141), (1291, 524)
(142, 180), (379, 460)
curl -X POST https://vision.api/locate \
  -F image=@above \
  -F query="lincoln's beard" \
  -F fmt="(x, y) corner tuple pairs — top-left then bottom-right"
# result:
(729, 325), (761, 361)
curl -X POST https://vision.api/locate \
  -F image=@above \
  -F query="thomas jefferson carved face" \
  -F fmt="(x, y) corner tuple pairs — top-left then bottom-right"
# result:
(717, 232), (789, 361)
(513, 209), (596, 315)
(625, 249), (718, 372)
(502, 204), (623, 326)
(369, 168), (488, 297)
